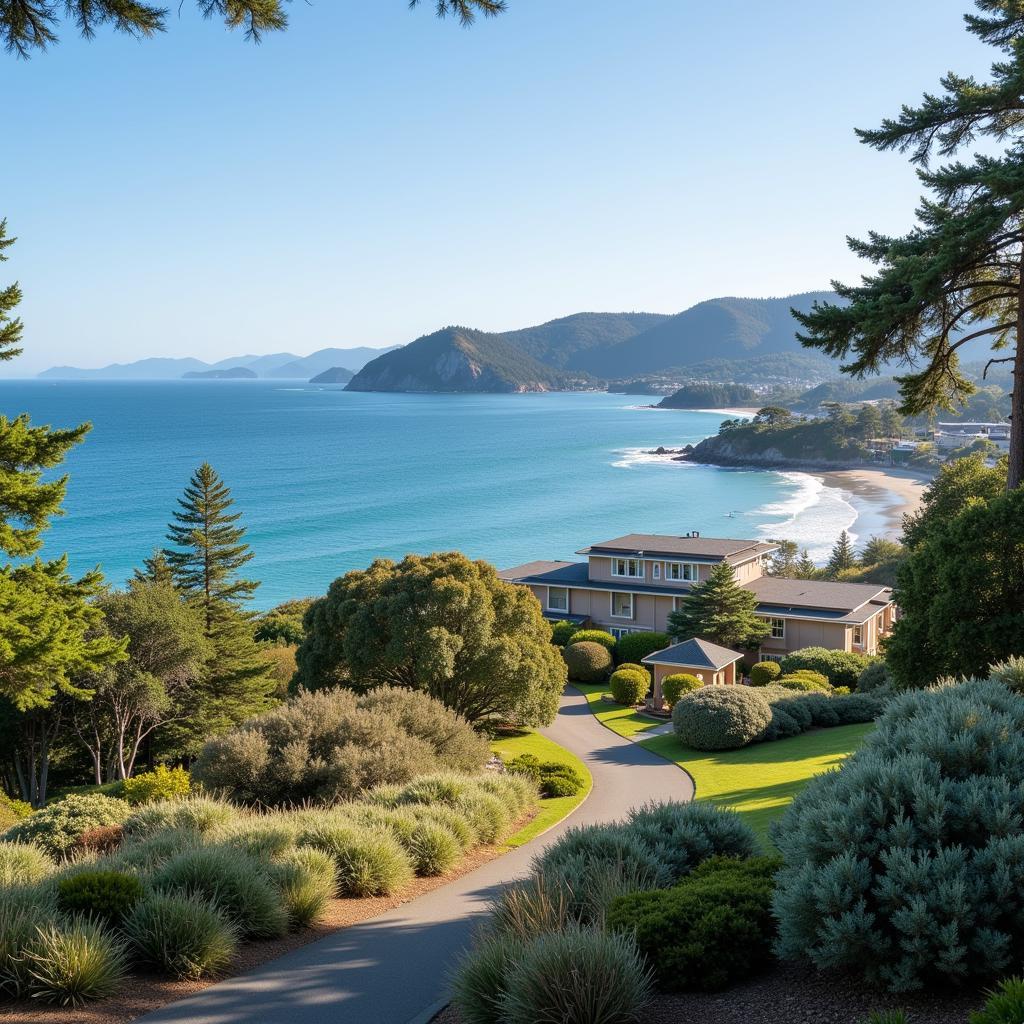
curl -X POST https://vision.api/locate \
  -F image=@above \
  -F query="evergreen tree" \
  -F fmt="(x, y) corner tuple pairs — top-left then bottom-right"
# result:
(133, 548), (175, 587)
(0, 220), (22, 361)
(2, 0), (504, 57)
(164, 463), (258, 630)
(162, 464), (273, 748)
(794, 549), (820, 580)
(825, 531), (857, 578)
(880, 403), (904, 439)
(795, 2), (1024, 489)
(667, 562), (771, 650)
(767, 538), (799, 578)
(856, 403), (883, 441)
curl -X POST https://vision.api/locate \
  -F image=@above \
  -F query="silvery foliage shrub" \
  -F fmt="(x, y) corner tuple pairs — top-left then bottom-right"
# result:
(772, 679), (1024, 992)
(672, 686), (772, 750)
(759, 688), (882, 741)
(192, 686), (489, 805)
(989, 655), (1024, 694)
(857, 659), (894, 693)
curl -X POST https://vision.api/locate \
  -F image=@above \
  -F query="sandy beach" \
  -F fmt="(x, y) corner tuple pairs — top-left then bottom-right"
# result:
(816, 467), (931, 537)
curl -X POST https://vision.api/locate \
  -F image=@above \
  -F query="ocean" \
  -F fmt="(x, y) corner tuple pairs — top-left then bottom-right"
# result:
(1, 381), (886, 608)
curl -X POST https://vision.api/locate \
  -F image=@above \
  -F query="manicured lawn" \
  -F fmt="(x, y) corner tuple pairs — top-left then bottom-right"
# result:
(642, 722), (874, 845)
(491, 729), (592, 847)
(573, 682), (665, 738)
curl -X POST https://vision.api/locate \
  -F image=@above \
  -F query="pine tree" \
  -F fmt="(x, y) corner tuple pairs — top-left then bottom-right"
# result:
(767, 539), (799, 578)
(795, 2), (1024, 490)
(132, 549), (175, 587)
(0, 220), (23, 361)
(162, 464), (273, 749)
(825, 531), (857, 578)
(164, 463), (258, 630)
(795, 549), (820, 580)
(856, 403), (883, 441)
(667, 562), (771, 650)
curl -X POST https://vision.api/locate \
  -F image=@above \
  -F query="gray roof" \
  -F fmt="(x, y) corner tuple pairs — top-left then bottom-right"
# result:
(745, 577), (892, 614)
(642, 637), (742, 670)
(578, 534), (777, 565)
(499, 560), (696, 598)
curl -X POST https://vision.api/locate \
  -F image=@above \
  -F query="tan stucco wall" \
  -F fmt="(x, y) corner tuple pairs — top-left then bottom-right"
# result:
(650, 660), (737, 704)
(759, 618), (850, 657)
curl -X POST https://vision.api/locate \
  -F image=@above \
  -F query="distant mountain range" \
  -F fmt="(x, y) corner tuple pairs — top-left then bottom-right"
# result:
(38, 346), (399, 380)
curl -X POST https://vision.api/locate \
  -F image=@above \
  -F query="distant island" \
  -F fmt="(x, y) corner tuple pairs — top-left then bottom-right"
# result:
(309, 366), (354, 384)
(182, 367), (257, 380)
(656, 382), (760, 409)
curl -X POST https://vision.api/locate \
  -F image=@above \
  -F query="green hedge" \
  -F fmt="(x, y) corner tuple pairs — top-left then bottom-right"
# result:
(615, 631), (669, 664)
(672, 687), (772, 750)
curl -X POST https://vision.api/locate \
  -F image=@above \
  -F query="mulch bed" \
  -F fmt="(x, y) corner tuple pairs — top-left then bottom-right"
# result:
(0, 814), (535, 1024)
(433, 960), (986, 1024)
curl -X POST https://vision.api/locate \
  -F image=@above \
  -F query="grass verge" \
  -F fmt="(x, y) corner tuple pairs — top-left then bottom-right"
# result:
(641, 722), (873, 845)
(572, 682), (664, 738)
(491, 730), (592, 847)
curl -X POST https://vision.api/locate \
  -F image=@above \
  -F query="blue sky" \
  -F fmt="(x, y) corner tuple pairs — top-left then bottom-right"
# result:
(0, 0), (991, 373)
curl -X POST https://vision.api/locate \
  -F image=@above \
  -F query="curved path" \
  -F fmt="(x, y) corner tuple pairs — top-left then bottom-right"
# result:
(138, 688), (692, 1024)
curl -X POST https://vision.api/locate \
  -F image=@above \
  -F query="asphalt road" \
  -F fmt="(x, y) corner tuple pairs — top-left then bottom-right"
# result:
(137, 688), (693, 1024)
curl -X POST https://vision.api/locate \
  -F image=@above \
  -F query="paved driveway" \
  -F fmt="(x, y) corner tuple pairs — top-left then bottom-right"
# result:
(137, 688), (692, 1024)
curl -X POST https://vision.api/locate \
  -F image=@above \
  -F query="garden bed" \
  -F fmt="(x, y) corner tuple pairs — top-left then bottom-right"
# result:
(432, 960), (985, 1024)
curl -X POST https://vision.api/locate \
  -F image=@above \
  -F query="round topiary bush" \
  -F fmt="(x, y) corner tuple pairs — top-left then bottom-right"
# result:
(615, 631), (669, 665)
(609, 668), (650, 706)
(662, 673), (702, 706)
(779, 646), (871, 688)
(777, 670), (831, 693)
(772, 679), (1024, 993)
(567, 629), (617, 652)
(549, 620), (580, 647)
(749, 661), (782, 686)
(672, 687), (772, 751)
(562, 641), (613, 683)
(2, 794), (131, 859)
(614, 662), (650, 677)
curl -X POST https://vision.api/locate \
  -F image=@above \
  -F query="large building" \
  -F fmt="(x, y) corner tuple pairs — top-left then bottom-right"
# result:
(499, 532), (895, 663)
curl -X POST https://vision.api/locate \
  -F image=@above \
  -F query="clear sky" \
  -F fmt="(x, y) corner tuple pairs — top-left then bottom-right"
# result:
(0, 0), (993, 374)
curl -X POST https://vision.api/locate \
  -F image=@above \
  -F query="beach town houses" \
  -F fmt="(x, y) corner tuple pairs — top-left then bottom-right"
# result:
(499, 532), (895, 672)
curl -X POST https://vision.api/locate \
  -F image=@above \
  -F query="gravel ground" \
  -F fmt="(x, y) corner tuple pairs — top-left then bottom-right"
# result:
(433, 961), (986, 1024)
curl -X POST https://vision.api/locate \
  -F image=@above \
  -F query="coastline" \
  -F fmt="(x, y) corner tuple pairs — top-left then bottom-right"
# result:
(814, 467), (930, 538)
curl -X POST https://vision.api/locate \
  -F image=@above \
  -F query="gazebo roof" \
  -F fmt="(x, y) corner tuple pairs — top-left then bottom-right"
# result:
(641, 637), (742, 671)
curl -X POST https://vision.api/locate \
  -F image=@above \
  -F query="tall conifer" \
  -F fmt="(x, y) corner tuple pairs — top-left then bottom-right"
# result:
(667, 562), (771, 650)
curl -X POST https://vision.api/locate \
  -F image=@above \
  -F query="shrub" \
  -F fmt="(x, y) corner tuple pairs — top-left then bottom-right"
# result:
(614, 662), (649, 675)
(777, 670), (832, 693)
(2, 793), (131, 858)
(0, 793), (32, 831)
(780, 646), (871, 687)
(407, 820), (461, 876)
(562, 641), (613, 683)
(153, 846), (288, 939)
(192, 686), (489, 806)
(0, 841), (53, 886)
(455, 790), (511, 844)
(536, 764), (585, 799)
(220, 816), (298, 860)
(568, 629), (617, 652)
(488, 874), (573, 942)
(971, 976), (1024, 1024)
(615, 631), (669, 664)
(269, 847), (336, 928)
(549, 620), (580, 647)
(989, 656), (1024, 694)
(625, 801), (760, 882)
(662, 673), (701, 706)
(57, 870), (143, 926)
(124, 893), (237, 980)
(672, 686), (772, 750)
(758, 688), (881, 741)
(0, 887), (58, 996)
(772, 679), (1024, 992)
(121, 765), (191, 805)
(408, 805), (477, 851)
(72, 825), (124, 856)
(122, 794), (238, 838)
(609, 668), (649, 706)
(607, 855), (779, 991)
(297, 818), (413, 896)
(858, 659), (893, 693)
(451, 932), (525, 1024)
(749, 661), (782, 686)
(475, 772), (538, 815)
(112, 827), (200, 872)
(863, 1014), (909, 1024)
(500, 926), (653, 1024)
(23, 919), (128, 1006)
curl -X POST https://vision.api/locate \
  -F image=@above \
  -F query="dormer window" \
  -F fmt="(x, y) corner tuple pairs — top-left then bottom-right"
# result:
(611, 558), (644, 578)
(665, 561), (699, 582)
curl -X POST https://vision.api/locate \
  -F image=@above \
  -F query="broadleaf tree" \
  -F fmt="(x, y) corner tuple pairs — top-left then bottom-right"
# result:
(794, 1), (1024, 490)
(667, 561), (771, 650)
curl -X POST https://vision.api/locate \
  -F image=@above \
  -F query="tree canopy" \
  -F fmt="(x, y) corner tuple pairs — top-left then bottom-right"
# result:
(667, 562), (770, 650)
(794, 0), (1024, 489)
(294, 551), (566, 727)
(3, 0), (507, 57)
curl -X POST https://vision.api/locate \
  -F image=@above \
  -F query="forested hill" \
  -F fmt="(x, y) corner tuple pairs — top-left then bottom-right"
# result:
(657, 383), (760, 409)
(576, 293), (839, 378)
(500, 312), (669, 368)
(345, 327), (586, 393)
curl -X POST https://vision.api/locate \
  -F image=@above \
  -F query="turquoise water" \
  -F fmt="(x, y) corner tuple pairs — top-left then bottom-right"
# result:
(1, 382), (868, 608)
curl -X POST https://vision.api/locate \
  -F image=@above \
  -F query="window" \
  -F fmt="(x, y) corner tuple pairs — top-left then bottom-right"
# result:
(760, 654), (784, 664)
(652, 563), (661, 580)
(769, 617), (785, 640)
(611, 558), (643, 578)
(665, 562), (699, 582)
(611, 592), (633, 619)
(609, 626), (635, 640)
(547, 587), (569, 613)
(852, 624), (864, 646)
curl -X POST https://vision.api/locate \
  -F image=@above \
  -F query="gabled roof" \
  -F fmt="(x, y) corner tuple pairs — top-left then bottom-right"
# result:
(642, 637), (742, 670)
(745, 577), (892, 614)
(578, 534), (777, 565)
(498, 560), (696, 598)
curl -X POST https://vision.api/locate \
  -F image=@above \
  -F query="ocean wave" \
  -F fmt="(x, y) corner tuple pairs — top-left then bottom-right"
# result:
(611, 447), (697, 469)
(752, 471), (859, 561)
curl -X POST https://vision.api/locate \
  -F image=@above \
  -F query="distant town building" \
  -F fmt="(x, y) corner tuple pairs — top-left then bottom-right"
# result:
(934, 422), (1009, 451)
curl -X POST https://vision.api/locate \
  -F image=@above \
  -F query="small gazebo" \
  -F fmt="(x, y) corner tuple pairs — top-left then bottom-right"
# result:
(642, 638), (743, 707)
